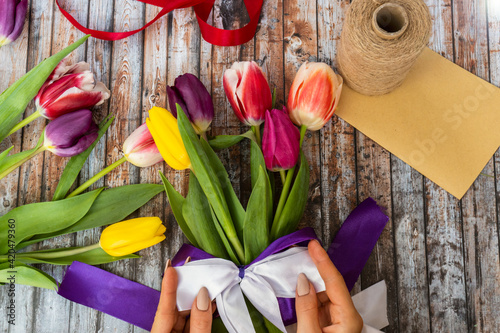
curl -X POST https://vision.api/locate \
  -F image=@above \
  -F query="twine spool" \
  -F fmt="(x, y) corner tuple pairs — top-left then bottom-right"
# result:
(337, 0), (432, 95)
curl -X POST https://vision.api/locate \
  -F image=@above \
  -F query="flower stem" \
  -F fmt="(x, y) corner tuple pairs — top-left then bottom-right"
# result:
(7, 110), (42, 137)
(270, 125), (308, 238)
(9, 243), (101, 260)
(279, 170), (286, 184)
(271, 165), (296, 232)
(66, 156), (127, 198)
(299, 125), (307, 148)
(252, 125), (262, 147)
(0, 145), (46, 180)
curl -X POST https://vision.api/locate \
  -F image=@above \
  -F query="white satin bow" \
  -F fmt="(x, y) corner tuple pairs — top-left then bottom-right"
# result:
(174, 247), (389, 333)
(175, 247), (325, 333)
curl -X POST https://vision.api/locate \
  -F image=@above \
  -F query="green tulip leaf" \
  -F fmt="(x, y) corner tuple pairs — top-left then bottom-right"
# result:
(0, 133), (44, 179)
(0, 35), (90, 143)
(208, 135), (245, 150)
(271, 152), (309, 240)
(200, 138), (245, 242)
(177, 105), (244, 262)
(183, 172), (228, 259)
(53, 115), (114, 201)
(209, 206), (240, 265)
(250, 140), (266, 189)
(0, 146), (14, 162)
(17, 184), (164, 249)
(13, 247), (139, 266)
(212, 318), (230, 333)
(243, 166), (271, 264)
(0, 189), (102, 254)
(0, 262), (57, 290)
(160, 171), (199, 248)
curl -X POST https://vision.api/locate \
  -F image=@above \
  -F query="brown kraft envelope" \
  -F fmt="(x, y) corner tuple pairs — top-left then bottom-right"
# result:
(336, 47), (500, 199)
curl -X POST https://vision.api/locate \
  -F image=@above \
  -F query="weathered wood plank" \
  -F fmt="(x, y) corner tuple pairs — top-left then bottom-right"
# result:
(316, 0), (358, 249)
(355, 137), (397, 332)
(27, 1), (89, 332)
(283, 0), (322, 247)
(424, 0), (468, 331)
(453, 1), (500, 332)
(490, 0), (500, 319)
(68, 0), (115, 331)
(0, 2), (31, 332)
(99, 0), (145, 331)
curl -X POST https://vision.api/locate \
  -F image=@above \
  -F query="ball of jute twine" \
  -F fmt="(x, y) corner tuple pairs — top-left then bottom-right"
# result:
(337, 0), (432, 96)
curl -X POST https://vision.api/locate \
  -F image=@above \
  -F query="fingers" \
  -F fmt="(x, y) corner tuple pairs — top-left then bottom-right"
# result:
(308, 240), (353, 309)
(189, 287), (213, 333)
(151, 259), (179, 333)
(295, 273), (322, 333)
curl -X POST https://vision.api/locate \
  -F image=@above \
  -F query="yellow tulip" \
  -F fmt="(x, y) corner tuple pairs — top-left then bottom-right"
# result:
(146, 106), (191, 170)
(99, 217), (166, 256)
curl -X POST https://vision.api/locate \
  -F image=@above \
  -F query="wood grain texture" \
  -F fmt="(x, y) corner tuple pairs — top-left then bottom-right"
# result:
(0, 0), (499, 332)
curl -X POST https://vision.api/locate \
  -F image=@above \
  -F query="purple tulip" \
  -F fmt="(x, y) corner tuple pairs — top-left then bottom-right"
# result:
(262, 108), (300, 171)
(0, 0), (28, 47)
(167, 73), (214, 134)
(44, 109), (99, 157)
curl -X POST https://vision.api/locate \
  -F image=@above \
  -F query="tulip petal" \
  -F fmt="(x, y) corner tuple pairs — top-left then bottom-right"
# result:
(44, 109), (99, 157)
(123, 123), (162, 167)
(166, 85), (187, 119)
(99, 217), (166, 256)
(146, 107), (191, 170)
(6, 0), (28, 43)
(175, 73), (214, 131)
(223, 68), (246, 124)
(40, 87), (104, 119)
(0, 0), (16, 39)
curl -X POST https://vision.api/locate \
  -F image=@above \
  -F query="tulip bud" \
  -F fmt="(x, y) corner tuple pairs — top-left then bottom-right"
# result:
(223, 61), (272, 126)
(262, 108), (300, 171)
(0, 0), (28, 47)
(35, 59), (111, 120)
(123, 123), (163, 167)
(146, 106), (191, 170)
(167, 73), (214, 134)
(99, 217), (166, 256)
(43, 109), (98, 157)
(287, 62), (343, 131)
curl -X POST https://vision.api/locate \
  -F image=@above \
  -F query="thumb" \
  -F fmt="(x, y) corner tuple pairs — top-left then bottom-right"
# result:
(295, 273), (322, 333)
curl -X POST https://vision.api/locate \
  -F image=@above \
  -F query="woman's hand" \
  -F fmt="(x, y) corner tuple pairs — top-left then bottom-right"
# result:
(151, 259), (214, 333)
(295, 240), (363, 333)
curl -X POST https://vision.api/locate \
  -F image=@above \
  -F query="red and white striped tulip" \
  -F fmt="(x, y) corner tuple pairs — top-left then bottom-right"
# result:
(35, 59), (110, 120)
(223, 61), (272, 126)
(287, 62), (343, 131)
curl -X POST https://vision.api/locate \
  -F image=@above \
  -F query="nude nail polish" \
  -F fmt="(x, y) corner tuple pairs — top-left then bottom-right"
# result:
(197, 287), (210, 312)
(297, 273), (310, 296)
(164, 259), (171, 272)
(185, 256), (191, 264)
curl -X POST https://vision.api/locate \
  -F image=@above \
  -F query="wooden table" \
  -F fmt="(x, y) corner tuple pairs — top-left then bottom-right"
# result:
(1, 0), (499, 332)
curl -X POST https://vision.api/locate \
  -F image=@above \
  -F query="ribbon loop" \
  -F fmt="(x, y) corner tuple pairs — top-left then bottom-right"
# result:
(56, 0), (263, 46)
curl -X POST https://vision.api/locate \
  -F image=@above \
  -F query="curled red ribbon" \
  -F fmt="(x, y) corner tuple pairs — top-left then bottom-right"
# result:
(56, 0), (263, 46)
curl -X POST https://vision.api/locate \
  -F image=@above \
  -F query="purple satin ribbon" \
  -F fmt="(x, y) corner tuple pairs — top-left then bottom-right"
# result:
(58, 197), (388, 331)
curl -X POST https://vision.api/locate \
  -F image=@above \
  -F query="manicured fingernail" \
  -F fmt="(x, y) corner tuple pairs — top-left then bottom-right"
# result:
(297, 273), (310, 296)
(164, 259), (171, 272)
(185, 256), (191, 264)
(311, 239), (321, 246)
(197, 287), (210, 312)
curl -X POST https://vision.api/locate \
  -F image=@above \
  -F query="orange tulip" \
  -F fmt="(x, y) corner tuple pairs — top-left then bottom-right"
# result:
(287, 62), (343, 131)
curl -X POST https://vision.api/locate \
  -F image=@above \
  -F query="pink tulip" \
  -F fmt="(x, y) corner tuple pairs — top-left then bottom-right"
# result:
(123, 123), (163, 167)
(223, 61), (272, 126)
(287, 62), (343, 131)
(35, 59), (110, 120)
(262, 108), (300, 171)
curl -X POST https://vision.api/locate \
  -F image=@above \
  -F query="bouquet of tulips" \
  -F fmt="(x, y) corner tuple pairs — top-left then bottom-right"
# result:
(146, 61), (343, 330)
(0, 36), (168, 289)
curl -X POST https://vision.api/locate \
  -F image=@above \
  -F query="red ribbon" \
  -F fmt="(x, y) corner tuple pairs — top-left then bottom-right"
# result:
(56, 0), (263, 46)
